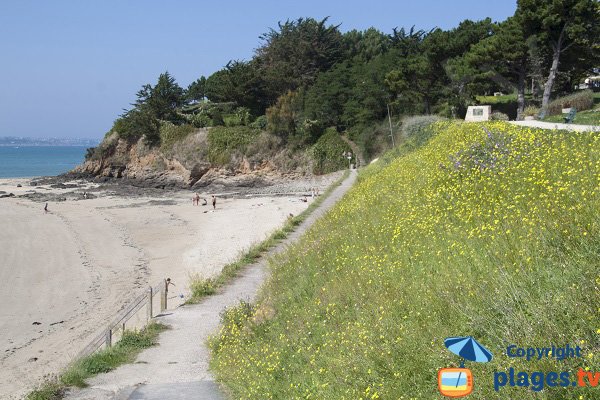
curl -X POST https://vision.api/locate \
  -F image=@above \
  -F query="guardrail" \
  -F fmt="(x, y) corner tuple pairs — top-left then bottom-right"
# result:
(76, 279), (172, 360)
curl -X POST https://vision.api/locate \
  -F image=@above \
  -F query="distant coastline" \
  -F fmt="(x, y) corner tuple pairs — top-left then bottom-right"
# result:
(0, 136), (100, 147)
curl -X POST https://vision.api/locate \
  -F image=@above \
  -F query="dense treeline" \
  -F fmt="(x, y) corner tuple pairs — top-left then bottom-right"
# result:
(110, 0), (599, 152)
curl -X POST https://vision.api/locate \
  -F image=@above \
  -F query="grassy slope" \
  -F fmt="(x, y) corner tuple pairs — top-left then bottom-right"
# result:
(28, 323), (167, 400)
(210, 121), (600, 399)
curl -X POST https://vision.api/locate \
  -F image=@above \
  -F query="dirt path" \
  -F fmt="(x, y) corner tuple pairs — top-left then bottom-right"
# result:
(64, 170), (357, 400)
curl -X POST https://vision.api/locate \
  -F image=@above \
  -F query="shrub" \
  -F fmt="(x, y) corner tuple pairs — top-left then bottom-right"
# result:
(190, 277), (217, 297)
(190, 113), (212, 128)
(547, 90), (594, 116)
(490, 111), (510, 121)
(523, 105), (539, 117)
(249, 115), (268, 130)
(85, 132), (119, 162)
(354, 120), (395, 162)
(400, 115), (443, 145)
(84, 147), (96, 161)
(266, 90), (302, 138)
(223, 114), (243, 127)
(297, 118), (325, 144)
(207, 126), (260, 165)
(159, 122), (195, 153)
(311, 127), (351, 174)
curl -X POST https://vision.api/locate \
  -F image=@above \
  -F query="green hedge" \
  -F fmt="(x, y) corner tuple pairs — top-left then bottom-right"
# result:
(547, 90), (595, 116)
(311, 128), (351, 174)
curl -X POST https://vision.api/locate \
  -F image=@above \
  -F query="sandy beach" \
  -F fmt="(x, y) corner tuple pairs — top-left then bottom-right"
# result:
(0, 174), (340, 399)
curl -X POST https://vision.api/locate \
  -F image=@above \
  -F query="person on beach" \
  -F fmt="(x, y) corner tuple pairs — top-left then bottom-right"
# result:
(193, 193), (200, 206)
(212, 195), (217, 210)
(44, 203), (48, 213)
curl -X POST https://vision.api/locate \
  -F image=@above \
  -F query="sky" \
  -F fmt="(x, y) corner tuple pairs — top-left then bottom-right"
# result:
(0, 1), (516, 139)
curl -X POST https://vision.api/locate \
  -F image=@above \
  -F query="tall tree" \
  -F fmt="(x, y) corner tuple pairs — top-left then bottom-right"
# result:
(256, 17), (344, 102)
(517, 0), (600, 117)
(186, 76), (207, 103)
(136, 71), (185, 122)
(465, 17), (530, 119)
(205, 60), (267, 115)
(385, 19), (493, 114)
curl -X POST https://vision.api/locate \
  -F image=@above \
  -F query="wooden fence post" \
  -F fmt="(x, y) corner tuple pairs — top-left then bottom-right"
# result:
(147, 286), (153, 320)
(160, 279), (167, 312)
(105, 328), (112, 348)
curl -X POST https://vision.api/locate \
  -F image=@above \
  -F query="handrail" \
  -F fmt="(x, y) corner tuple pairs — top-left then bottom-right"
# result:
(76, 280), (168, 360)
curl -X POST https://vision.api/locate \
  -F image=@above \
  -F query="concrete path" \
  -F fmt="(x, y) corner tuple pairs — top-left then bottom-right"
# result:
(510, 120), (600, 132)
(65, 170), (357, 400)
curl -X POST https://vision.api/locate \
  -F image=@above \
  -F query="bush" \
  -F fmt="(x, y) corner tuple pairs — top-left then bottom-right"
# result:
(523, 105), (539, 117)
(249, 115), (268, 130)
(223, 114), (243, 127)
(207, 126), (261, 165)
(84, 147), (96, 161)
(400, 115), (443, 145)
(311, 127), (351, 174)
(354, 120), (395, 162)
(190, 277), (217, 297)
(190, 113), (212, 128)
(490, 111), (510, 121)
(85, 132), (119, 162)
(159, 122), (195, 153)
(266, 90), (303, 138)
(547, 90), (594, 116)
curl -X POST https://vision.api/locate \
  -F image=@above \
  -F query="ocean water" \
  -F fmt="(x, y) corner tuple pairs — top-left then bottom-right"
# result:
(0, 146), (88, 178)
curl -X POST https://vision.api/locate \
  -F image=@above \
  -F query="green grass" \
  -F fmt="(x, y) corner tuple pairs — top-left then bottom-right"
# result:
(209, 121), (600, 399)
(543, 108), (600, 125)
(476, 94), (517, 104)
(27, 322), (168, 400)
(187, 170), (350, 304)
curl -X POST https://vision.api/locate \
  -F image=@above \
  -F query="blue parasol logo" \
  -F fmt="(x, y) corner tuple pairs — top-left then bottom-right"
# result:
(438, 336), (493, 397)
(444, 336), (493, 366)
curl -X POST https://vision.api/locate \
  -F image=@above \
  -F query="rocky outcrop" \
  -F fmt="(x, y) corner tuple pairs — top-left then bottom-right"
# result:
(70, 132), (297, 190)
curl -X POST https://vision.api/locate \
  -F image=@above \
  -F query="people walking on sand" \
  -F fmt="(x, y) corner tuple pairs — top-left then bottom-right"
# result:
(44, 203), (48, 213)
(193, 193), (200, 206)
(212, 195), (217, 210)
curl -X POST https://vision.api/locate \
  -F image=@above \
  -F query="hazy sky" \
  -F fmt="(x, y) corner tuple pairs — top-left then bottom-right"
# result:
(0, 1), (516, 139)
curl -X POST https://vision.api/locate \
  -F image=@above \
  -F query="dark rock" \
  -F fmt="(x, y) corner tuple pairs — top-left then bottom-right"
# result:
(189, 163), (211, 186)
(16, 184), (22, 188)
(0, 193), (15, 199)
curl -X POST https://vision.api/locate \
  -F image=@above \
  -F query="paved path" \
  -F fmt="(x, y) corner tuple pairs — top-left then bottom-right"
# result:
(65, 170), (357, 400)
(510, 120), (600, 132)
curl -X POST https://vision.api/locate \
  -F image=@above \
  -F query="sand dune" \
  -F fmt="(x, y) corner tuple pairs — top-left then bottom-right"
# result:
(0, 176), (337, 399)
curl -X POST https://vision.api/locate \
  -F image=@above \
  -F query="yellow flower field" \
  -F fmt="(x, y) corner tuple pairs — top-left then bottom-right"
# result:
(210, 121), (600, 399)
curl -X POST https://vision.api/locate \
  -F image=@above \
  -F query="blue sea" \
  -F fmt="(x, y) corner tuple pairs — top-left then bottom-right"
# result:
(0, 146), (88, 178)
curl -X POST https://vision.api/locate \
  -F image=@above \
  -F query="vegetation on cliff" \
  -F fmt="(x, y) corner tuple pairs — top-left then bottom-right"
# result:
(84, 1), (598, 181)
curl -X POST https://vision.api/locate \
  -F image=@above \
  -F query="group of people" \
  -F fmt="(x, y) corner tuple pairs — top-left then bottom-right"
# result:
(193, 193), (216, 210)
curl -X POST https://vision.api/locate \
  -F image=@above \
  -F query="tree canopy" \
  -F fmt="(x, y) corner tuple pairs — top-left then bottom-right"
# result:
(108, 6), (600, 148)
